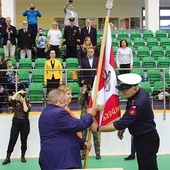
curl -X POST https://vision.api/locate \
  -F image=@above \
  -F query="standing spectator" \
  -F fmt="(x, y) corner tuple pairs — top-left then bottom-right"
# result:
(81, 19), (97, 47)
(23, 3), (42, 39)
(63, 0), (78, 27)
(116, 39), (133, 75)
(63, 17), (80, 59)
(44, 50), (63, 93)
(6, 58), (15, 84)
(81, 36), (94, 60)
(0, 11), (6, 45)
(0, 56), (7, 113)
(1, 17), (17, 58)
(38, 88), (96, 170)
(36, 28), (47, 58)
(90, 73), (160, 170)
(80, 47), (99, 84)
(2, 90), (31, 165)
(47, 22), (62, 58)
(18, 20), (35, 59)
(77, 79), (101, 160)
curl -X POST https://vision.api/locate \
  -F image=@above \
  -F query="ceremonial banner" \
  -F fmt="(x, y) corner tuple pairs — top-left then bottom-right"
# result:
(89, 24), (120, 125)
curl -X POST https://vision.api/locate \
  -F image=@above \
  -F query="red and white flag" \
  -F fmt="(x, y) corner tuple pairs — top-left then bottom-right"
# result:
(89, 24), (120, 126)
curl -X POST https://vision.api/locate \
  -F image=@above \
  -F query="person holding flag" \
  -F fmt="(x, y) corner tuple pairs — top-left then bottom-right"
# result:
(90, 73), (160, 170)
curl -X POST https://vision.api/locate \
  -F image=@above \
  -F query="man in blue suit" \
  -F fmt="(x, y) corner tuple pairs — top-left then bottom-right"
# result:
(38, 88), (97, 170)
(80, 47), (99, 84)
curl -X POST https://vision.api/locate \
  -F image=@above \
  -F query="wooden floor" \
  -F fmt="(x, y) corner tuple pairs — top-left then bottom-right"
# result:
(0, 155), (169, 170)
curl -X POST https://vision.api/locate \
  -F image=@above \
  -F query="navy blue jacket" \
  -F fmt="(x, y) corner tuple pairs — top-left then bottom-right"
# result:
(114, 88), (156, 137)
(39, 104), (93, 169)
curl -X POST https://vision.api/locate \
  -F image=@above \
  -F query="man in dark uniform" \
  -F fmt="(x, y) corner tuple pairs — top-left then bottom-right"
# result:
(63, 17), (80, 58)
(2, 90), (31, 165)
(90, 73), (160, 170)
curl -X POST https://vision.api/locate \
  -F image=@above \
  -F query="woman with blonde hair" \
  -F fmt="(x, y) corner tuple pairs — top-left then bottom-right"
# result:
(58, 84), (82, 138)
(47, 21), (62, 58)
(81, 36), (93, 59)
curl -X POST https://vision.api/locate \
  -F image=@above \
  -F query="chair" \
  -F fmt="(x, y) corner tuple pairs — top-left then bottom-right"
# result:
(147, 70), (161, 85)
(165, 46), (170, 58)
(111, 31), (116, 39)
(31, 71), (44, 84)
(117, 30), (129, 40)
(113, 46), (118, 57)
(165, 70), (170, 85)
(157, 57), (170, 68)
(67, 82), (80, 99)
(19, 58), (32, 69)
(133, 57), (140, 68)
(43, 30), (48, 36)
(159, 38), (170, 50)
(35, 58), (47, 69)
(130, 30), (141, 40)
(155, 30), (167, 40)
(112, 38), (119, 47)
(66, 58), (79, 69)
(0, 48), (4, 56)
(143, 30), (154, 40)
(97, 30), (103, 38)
(130, 47), (137, 57)
(133, 38), (145, 49)
(18, 71), (30, 84)
(146, 38), (159, 50)
(151, 46), (164, 60)
(28, 83), (44, 103)
(66, 70), (78, 83)
(139, 81), (151, 95)
(142, 57), (155, 69)
(137, 46), (150, 60)
(153, 81), (168, 92)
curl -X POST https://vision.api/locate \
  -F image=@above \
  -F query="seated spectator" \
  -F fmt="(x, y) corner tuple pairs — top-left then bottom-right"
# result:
(6, 59), (15, 84)
(36, 28), (47, 59)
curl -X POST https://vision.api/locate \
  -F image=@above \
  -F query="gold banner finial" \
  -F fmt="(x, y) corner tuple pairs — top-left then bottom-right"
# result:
(106, 0), (113, 10)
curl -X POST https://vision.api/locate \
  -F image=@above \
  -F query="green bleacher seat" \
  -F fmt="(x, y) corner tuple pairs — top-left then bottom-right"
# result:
(168, 30), (170, 38)
(155, 30), (167, 40)
(157, 57), (170, 68)
(67, 82), (80, 99)
(19, 58), (32, 69)
(97, 30), (103, 38)
(133, 38), (145, 49)
(18, 71), (30, 84)
(146, 38), (159, 50)
(111, 31), (116, 39)
(151, 46), (164, 60)
(159, 38), (170, 50)
(112, 38), (119, 47)
(143, 30), (154, 40)
(133, 57), (140, 68)
(113, 46), (118, 57)
(130, 47), (137, 57)
(165, 70), (170, 85)
(32, 71), (44, 84)
(165, 46), (170, 58)
(142, 57), (155, 68)
(153, 81), (168, 92)
(139, 81), (151, 95)
(137, 46), (150, 60)
(147, 70), (161, 85)
(66, 58), (79, 69)
(130, 30), (141, 40)
(0, 48), (4, 56)
(43, 30), (48, 36)
(28, 83), (44, 103)
(117, 30), (129, 40)
(125, 38), (132, 47)
(35, 58), (47, 69)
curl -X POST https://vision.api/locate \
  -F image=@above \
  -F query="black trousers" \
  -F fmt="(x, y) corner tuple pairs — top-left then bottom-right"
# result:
(119, 64), (131, 74)
(134, 130), (160, 170)
(66, 46), (77, 58)
(47, 78), (60, 93)
(49, 45), (59, 58)
(7, 118), (30, 156)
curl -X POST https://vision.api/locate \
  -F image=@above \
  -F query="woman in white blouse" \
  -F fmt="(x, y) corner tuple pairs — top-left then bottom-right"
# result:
(47, 21), (62, 58)
(116, 39), (133, 74)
